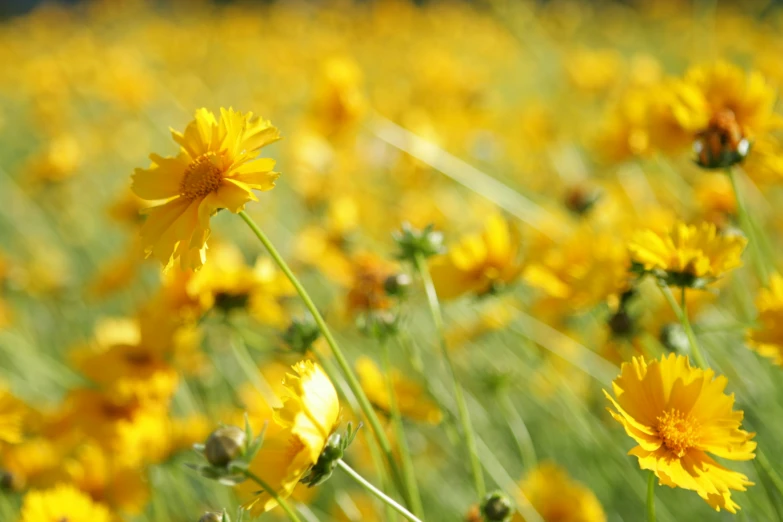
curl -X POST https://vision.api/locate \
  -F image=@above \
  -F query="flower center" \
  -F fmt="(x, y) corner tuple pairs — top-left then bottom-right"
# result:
(657, 408), (700, 457)
(180, 152), (223, 200)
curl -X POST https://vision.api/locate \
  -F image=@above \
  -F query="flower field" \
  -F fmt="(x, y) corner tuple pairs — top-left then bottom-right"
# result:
(2, 1), (783, 521)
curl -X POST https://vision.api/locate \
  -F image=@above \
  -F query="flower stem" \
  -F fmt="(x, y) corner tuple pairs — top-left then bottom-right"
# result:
(646, 472), (656, 522)
(413, 252), (486, 500)
(239, 468), (302, 522)
(381, 338), (425, 518)
(237, 211), (407, 502)
(658, 284), (708, 369)
(726, 167), (770, 284)
(338, 460), (424, 522)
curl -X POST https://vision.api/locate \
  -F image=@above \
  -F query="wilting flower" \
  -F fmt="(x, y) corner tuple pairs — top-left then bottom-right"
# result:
(18, 483), (112, 522)
(628, 222), (746, 288)
(747, 272), (783, 365)
(132, 108), (281, 270)
(238, 360), (340, 514)
(430, 214), (523, 299)
(513, 462), (606, 522)
(605, 354), (756, 513)
(356, 356), (442, 424)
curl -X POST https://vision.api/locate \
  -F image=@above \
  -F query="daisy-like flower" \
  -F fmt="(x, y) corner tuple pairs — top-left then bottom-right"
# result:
(131, 108), (281, 270)
(747, 272), (783, 365)
(430, 214), (524, 300)
(238, 360), (340, 514)
(605, 354), (756, 513)
(628, 221), (746, 288)
(18, 483), (112, 522)
(0, 384), (25, 444)
(513, 462), (606, 522)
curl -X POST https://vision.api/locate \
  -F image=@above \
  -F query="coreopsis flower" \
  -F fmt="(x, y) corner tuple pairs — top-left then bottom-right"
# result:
(17, 483), (112, 522)
(513, 463), (605, 522)
(131, 108), (281, 270)
(356, 356), (442, 424)
(0, 438), (61, 490)
(0, 385), (25, 444)
(747, 272), (783, 365)
(238, 360), (340, 514)
(628, 222), (746, 288)
(345, 253), (400, 317)
(605, 354), (756, 513)
(430, 214), (524, 300)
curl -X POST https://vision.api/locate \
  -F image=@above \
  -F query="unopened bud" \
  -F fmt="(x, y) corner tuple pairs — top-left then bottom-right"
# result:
(481, 490), (513, 522)
(393, 223), (445, 262)
(204, 426), (246, 467)
(282, 314), (321, 354)
(198, 512), (224, 522)
(384, 273), (411, 297)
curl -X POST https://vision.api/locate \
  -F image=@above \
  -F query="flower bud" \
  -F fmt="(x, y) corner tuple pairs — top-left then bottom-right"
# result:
(282, 314), (321, 354)
(204, 426), (246, 467)
(384, 273), (411, 298)
(660, 323), (689, 355)
(393, 223), (445, 262)
(198, 512), (224, 522)
(480, 490), (513, 522)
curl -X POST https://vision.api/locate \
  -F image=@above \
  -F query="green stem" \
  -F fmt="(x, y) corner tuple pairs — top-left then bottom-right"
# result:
(413, 252), (486, 500)
(726, 166), (770, 284)
(338, 460), (424, 522)
(658, 284), (708, 369)
(239, 468), (302, 522)
(381, 339), (425, 518)
(237, 211), (407, 502)
(646, 472), (656, 522)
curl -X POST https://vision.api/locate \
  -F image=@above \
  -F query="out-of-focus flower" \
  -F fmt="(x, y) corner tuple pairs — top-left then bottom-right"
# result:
(605, 354), (755, 513)
(628, 222), (746, 287)
(345, 253), (399, 317)
(430, 215), (523, 299)
(513, 462), (606, 522)
(748, 272), (783, 365)
(310, 56), (367, 138)
(131, 108), (281, 270)
(0, 385), (25, 444)
(565, 48), (622, 93)
(694, 174), (736, 228)
(17, 483), (112, 522)
(239, 360), (340, 514)
(356, 356), (442, 424)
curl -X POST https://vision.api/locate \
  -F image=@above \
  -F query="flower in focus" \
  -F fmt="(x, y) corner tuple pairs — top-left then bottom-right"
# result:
(430, 214), (523, 299)
(239, 360), (340, 514)
(132, 108), (281, 270)
(513, 462), (606, 522)
(18, 483), (112, 522)
(604, 354), (756, 513)
(356, 356), (442, 424)
(748, 272), (783, 365)
(628, 221), (746, 287)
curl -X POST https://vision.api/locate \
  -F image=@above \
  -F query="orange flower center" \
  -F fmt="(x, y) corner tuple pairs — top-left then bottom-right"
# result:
(181, 152), (223, 200)
(657, 408), (700, 457)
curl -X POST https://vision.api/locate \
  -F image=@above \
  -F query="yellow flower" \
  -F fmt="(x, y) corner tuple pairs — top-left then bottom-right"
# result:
(0, 385), (25, 444)
(131, 108), (281, 270)
(628, 222), (746, 286)
(430, 214), (523, 300)
(513, 462), (606, 522)
(239, 360), (340, 514)
(604, 354), (756, 513)
(356, 356), (442, 424)
(18, 483), (112, 522)
(747, 272), (783, 365)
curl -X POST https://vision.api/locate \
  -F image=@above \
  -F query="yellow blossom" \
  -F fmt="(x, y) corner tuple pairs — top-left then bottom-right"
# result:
(605, 354), (756, 513)
(17, 483), (112, 522)
(747, 272), (783, 365)
(131, 108), (281, 270)
(513, 462), (606, 522)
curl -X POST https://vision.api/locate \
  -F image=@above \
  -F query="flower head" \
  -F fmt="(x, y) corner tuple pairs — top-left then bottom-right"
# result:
(628, 222), (746, 288)
(18, 483), (112, 522)
(604, 354), (756, 513)
(513, 462), (605, 522)
(239, 360), (340, 514)
(132, 108), (281, 270)
(747, 272), (783, 365)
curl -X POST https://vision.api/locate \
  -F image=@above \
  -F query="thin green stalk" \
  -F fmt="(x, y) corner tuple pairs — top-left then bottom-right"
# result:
(498, 393), (537, 471)
(413, 252), (486, 500)
(381, 339), (425, 518)
(239, 468), (302, 522)
(646, 472), (656, 522)
(337, 460), (424, 522)
(727, 167), (770, 284)
(237, 211), (407, 501)
(658, 284), (708, 369)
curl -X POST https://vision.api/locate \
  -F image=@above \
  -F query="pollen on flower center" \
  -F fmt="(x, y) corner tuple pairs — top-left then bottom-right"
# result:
(180, 152), (224, 200)
(657, 409), (700, 457)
